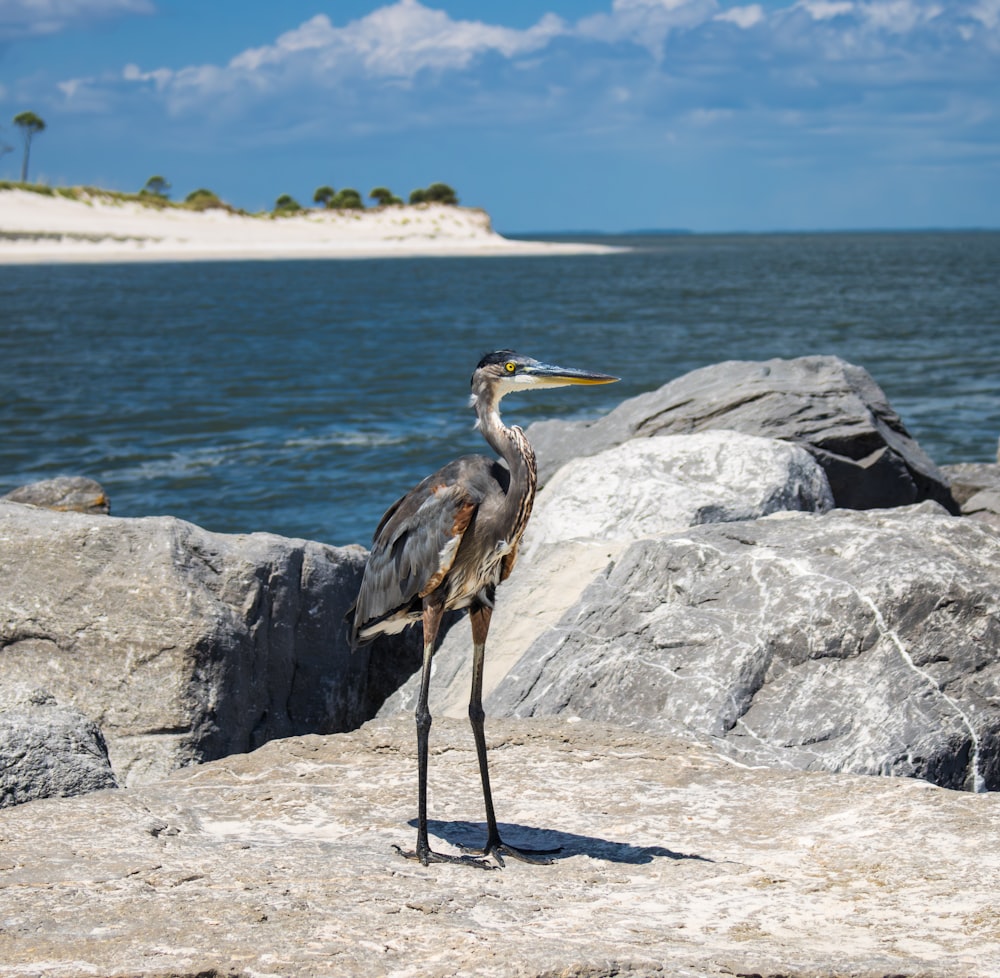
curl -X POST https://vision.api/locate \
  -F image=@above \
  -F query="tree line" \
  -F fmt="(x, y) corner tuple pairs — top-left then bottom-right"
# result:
(140, 177), (459, 213)
(3, 110), (461, 215)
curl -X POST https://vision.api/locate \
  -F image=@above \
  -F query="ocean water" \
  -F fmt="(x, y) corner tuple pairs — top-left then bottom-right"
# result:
(2, 231), (999, 547)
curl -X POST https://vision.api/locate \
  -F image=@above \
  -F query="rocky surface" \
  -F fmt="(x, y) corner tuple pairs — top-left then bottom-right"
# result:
(0, 500), (369, 786)
(941, 462), (1000, 506)
(489, 503), (1000, 792)
(963, 488), (1000, 528)
(527, 430), (833, 546)
(2, 357), (999, 976)
(381, 441), (1000, 796)
(0, 717), (997, 978)
(942, 461), (1000, 528)
(527, 356), (957, 511)
(0, 684), (116, 808)
(2, 475), (110, 514)
(381, 431), (833, 720)
(2, 359), (996, 826)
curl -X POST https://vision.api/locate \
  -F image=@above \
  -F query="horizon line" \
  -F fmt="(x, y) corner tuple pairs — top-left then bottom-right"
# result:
(504, 226), (1000, 238)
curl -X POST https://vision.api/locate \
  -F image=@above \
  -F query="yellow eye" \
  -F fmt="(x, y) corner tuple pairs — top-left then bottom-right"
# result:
(505, 361), (516, 373)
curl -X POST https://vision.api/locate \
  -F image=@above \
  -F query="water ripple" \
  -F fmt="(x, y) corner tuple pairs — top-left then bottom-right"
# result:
(2, 232), (998, 545)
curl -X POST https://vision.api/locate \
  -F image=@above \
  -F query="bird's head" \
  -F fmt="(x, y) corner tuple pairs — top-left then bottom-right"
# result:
(470, 351), (618, 409)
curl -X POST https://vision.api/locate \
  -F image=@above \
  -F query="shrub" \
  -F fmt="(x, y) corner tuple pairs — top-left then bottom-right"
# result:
(369, 186), (403, 207)
(425, 182), (458, 205)
(409, 183), (458, 206)
(184, 188), (224, 211)
(313, 185), (335, 207)
(274, 193), (302, 214)
(141, 175), (171, 199)
(331, 188), (364, 210)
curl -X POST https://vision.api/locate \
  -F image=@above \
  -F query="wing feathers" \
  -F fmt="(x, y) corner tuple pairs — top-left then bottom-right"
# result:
(351, 457), (500, 645)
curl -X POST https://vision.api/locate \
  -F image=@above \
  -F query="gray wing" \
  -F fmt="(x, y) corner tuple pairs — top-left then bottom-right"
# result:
(349, 455), (501, 646)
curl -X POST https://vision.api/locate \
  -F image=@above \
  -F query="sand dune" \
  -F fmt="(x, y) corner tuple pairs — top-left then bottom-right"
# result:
(0, 189), (617, 263)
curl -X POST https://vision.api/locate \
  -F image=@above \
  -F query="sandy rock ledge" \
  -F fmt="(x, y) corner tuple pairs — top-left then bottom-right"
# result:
(1, 716), (997, 978)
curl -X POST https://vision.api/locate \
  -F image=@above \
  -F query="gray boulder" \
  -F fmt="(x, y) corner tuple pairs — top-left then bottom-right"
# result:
(489, 503), (1000, 792)
(3, 475), (110, 514)
(963, 489), (1000, 529)
(527, 355), (957, 511)
(941, 461), (1000, 505)
(381, 431), (834, 720)
(941, 461), (1000, 528)
(0, 684), (117, 808)
(528, 430), (833, 546)
(0, 500), (369, 786)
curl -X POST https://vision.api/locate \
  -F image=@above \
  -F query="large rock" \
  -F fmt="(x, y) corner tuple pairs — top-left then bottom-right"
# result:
(0, 717), (997, 978)
(0, 499), (369, 787)
(527, 355), (957, 511)
(489, 503), (1000, 792)
(941, 461), (1000, 506)
(942, 461), (1000, 528)
(528, 430), (833, 546)
(2, 475), (110, 514)
(0, 684), (117, 808)
(962, 489), (1000, 529)
(381, 431), (833, 720)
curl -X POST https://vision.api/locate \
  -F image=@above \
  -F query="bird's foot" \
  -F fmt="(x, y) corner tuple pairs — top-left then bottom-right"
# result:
(460, 835), (561, 868)
(393, 843), (495, 870)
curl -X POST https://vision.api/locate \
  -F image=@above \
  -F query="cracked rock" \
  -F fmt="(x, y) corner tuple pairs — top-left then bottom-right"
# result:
(0, 683), (117, 807)
(527, 355), (957, 511)
(488, 503), (1000, 791)
(0, 717), (997, 978)
(0, 500), (369, 788)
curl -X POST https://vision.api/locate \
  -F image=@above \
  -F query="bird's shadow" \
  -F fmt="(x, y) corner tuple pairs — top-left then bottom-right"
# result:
(417, 819), (712, 865)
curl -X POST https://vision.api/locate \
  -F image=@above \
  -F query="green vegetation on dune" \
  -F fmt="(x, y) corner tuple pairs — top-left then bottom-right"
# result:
(2, 179), (464, 219)
(0, 180), (246, 214)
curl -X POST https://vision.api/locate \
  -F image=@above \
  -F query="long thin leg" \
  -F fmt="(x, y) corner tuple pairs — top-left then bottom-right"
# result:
(469, 602), (500, 840)
(462, 602), (559, 868)
(393, 599), (492, 869)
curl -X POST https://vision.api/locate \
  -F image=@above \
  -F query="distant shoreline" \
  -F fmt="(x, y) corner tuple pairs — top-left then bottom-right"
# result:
(0, 188), (622, 265)
(506, 226), (998, 238)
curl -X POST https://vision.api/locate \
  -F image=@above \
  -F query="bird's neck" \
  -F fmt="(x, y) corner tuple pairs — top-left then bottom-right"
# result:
(475, 395), (538, 529)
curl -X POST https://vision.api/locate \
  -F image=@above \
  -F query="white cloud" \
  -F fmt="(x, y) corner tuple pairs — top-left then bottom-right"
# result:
(44, 0), (1000, 164)
(969, 0), (1000, 27)
(101, 0), (569, 117)
(859, 0), (943, 33)
(714, 4), (766, 27)
(577, 0), (720, 56)
(122, 62), (172, 90)
(66, 0), (1000, 115)
(0, 0), (153, 40)
(56, 76), (85, 98)
(225, 1), (566, 80)
(795, 0), (855, 19)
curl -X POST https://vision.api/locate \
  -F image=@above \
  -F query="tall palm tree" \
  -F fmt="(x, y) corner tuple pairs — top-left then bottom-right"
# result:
(13, 112), (46, 183)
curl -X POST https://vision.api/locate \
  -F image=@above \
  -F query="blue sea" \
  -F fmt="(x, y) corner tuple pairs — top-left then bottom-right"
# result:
(2, 231), (998, 547)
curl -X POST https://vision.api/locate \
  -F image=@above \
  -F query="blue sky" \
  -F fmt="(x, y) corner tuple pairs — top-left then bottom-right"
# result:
(1, 0), (998, 231)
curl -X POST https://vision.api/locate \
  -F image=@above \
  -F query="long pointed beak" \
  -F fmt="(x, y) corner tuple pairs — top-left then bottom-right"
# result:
(522, 362), (619, 388)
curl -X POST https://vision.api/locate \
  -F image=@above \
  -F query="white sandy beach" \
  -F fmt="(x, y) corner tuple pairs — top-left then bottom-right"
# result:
(0, 188), (616, 263)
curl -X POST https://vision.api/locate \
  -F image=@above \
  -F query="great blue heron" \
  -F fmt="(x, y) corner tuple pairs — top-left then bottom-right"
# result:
(349, 350), (618, 868)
